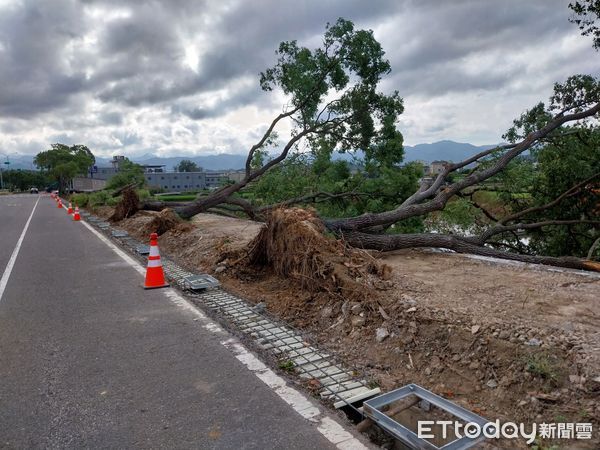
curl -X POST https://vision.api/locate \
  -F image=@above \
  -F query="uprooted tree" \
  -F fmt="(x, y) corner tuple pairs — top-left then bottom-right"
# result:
(138, 18), (600, 272)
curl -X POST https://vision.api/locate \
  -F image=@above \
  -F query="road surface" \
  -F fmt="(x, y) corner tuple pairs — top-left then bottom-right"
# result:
(0, 194), (358, 449)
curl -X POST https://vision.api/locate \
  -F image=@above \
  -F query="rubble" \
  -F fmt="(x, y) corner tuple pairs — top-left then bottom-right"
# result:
(375, 328), (389, 343)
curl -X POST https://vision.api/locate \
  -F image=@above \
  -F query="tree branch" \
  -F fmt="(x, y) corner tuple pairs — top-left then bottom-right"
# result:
(258, 190), (369, 211)
(326, 102), (600, 231)
(341, 231), (600, 272)
(498, 172), (600, 224)
(478, 219), (600, 244)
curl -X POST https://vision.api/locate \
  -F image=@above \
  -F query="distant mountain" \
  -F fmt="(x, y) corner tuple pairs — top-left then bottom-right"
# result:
(7, 141), (499, 171)
(133, 154), (247, 171)
(332, 140), (498, 164)
(0, 154), (34, 170)
(403, 140), (497, 163)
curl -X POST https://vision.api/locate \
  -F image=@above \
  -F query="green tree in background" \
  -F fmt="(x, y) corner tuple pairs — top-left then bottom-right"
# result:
(248, 149), (423, 232)
(106, 158), (145, 190)
(175, 159), (200, 172)
(34, 144), (95, 194)
(2, 170), (52, 192)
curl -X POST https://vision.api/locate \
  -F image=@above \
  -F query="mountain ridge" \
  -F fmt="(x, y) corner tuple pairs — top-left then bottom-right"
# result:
(4, 140), (498, 170)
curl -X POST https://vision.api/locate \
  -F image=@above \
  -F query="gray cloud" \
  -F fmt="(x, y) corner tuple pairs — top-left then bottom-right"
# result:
(0, 0), (597, 156)
(0, 0), (91, 117)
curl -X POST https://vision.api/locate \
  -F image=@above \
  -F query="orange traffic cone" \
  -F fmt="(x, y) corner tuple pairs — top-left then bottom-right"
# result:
(144, 233), (169, 289)
(57, 199), (62, 208)
(67, 202), (73, 214)
(73, 206), (81, 221)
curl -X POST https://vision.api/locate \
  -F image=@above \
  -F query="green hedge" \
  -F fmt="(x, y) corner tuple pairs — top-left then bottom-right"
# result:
(88, 191), (111, 207)
(70, 193), (89, 207)
(72, 188), (149, 208)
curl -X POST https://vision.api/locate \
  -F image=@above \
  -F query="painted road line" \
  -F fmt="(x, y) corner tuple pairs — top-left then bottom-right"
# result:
(79, 218), (369, 450)
(0, 196), (40, 303)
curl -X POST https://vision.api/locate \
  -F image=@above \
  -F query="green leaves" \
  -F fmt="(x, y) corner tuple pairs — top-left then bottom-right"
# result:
(34, 143), (95, 192)
(106, 159), (145, 190)
(550, 74), (600, 112)
(503, 75), (600, 143)
(258, 18), (404, 163)
(569, 0), (600, 49)
(175, 159), (200, 172)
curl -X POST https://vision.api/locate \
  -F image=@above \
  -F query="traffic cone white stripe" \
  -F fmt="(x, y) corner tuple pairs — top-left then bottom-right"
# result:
(149, 245), (160, 257)
(147, 259), (162, 268)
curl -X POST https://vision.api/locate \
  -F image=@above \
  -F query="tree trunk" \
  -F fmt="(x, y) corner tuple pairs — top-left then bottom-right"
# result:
(341, 231), (600, 272)
(141, 200), (191, 211)
(176, 183), (245, 219)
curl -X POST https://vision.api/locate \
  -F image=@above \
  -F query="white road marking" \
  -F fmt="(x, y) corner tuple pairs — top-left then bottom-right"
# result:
(80, 216), (369, 449)
(0, 196), (40, 303)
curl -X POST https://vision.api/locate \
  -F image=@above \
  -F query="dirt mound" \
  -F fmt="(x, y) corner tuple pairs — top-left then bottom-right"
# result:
(109, 188), (139, 222)
(238, 208), (391, 303)
(143, 208), (182, 236)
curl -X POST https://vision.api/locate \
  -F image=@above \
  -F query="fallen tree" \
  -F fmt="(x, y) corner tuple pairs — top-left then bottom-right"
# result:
(135, 17), (600, 271)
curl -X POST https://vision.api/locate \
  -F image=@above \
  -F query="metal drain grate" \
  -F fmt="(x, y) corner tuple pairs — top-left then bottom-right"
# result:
(197, 289), (380, 408)
(363, 384), (490, 449)
(182, 274), (220, 290)
(135, 244), (150, 255)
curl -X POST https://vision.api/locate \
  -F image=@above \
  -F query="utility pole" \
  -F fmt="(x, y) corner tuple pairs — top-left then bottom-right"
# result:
(0, 154), (6, 190)
(0, 165), (3, 190)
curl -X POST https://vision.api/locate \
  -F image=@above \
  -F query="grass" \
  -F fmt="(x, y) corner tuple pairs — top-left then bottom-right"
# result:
(152, 194), (198, 202)
(525, 352), (561, 384)
(278, 360), (296, 372)
(531, 440), (560, 450)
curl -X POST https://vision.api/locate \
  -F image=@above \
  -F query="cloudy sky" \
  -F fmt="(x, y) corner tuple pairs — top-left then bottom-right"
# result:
(0, 0), (597, 159)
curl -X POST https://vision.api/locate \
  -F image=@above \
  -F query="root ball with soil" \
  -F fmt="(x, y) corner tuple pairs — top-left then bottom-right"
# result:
(241, 208), (392, 303)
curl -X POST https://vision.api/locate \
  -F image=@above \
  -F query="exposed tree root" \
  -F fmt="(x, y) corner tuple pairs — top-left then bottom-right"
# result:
(234, 208), (392, 303)
(143, 208), (182, 236)
(109, 187), (139, 222)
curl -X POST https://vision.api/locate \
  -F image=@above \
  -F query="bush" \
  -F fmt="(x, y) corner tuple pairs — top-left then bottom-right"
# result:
(88, 190), (111, 207)
(137, 189), (150, 200)
(70, 193), (89, 207)
(107, 196), (121, 207)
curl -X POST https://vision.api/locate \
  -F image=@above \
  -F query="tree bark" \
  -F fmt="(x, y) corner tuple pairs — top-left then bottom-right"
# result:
(342, 231), (600, 272)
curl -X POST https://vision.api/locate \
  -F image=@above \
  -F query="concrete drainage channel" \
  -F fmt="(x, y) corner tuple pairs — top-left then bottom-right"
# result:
(84, 212), (493, 449)
(83, 215), (381, 408)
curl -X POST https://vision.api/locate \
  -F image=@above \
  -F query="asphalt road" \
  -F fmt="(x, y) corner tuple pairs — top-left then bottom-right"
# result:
(0, 194), (339, 449)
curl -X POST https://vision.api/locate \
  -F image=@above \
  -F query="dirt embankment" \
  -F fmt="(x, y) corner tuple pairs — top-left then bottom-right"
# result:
(98, 207), (600, 448)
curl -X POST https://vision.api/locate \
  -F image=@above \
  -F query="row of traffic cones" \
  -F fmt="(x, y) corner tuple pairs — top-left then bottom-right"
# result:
(50, 193), (166, 289)
(52, 193), (80, 220)
(51, 194), (166, 288)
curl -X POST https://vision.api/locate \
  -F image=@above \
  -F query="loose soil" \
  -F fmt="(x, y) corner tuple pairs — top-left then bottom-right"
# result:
(97, 207), (600, 449)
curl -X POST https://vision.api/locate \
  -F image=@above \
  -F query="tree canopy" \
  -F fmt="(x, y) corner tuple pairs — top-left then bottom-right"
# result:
(569, 0), (600, 49)
(34, 144), (95, 193)
(175, 159), (200, 172)
(177, 18), (405, 218)
(106, 158), (145, 190)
